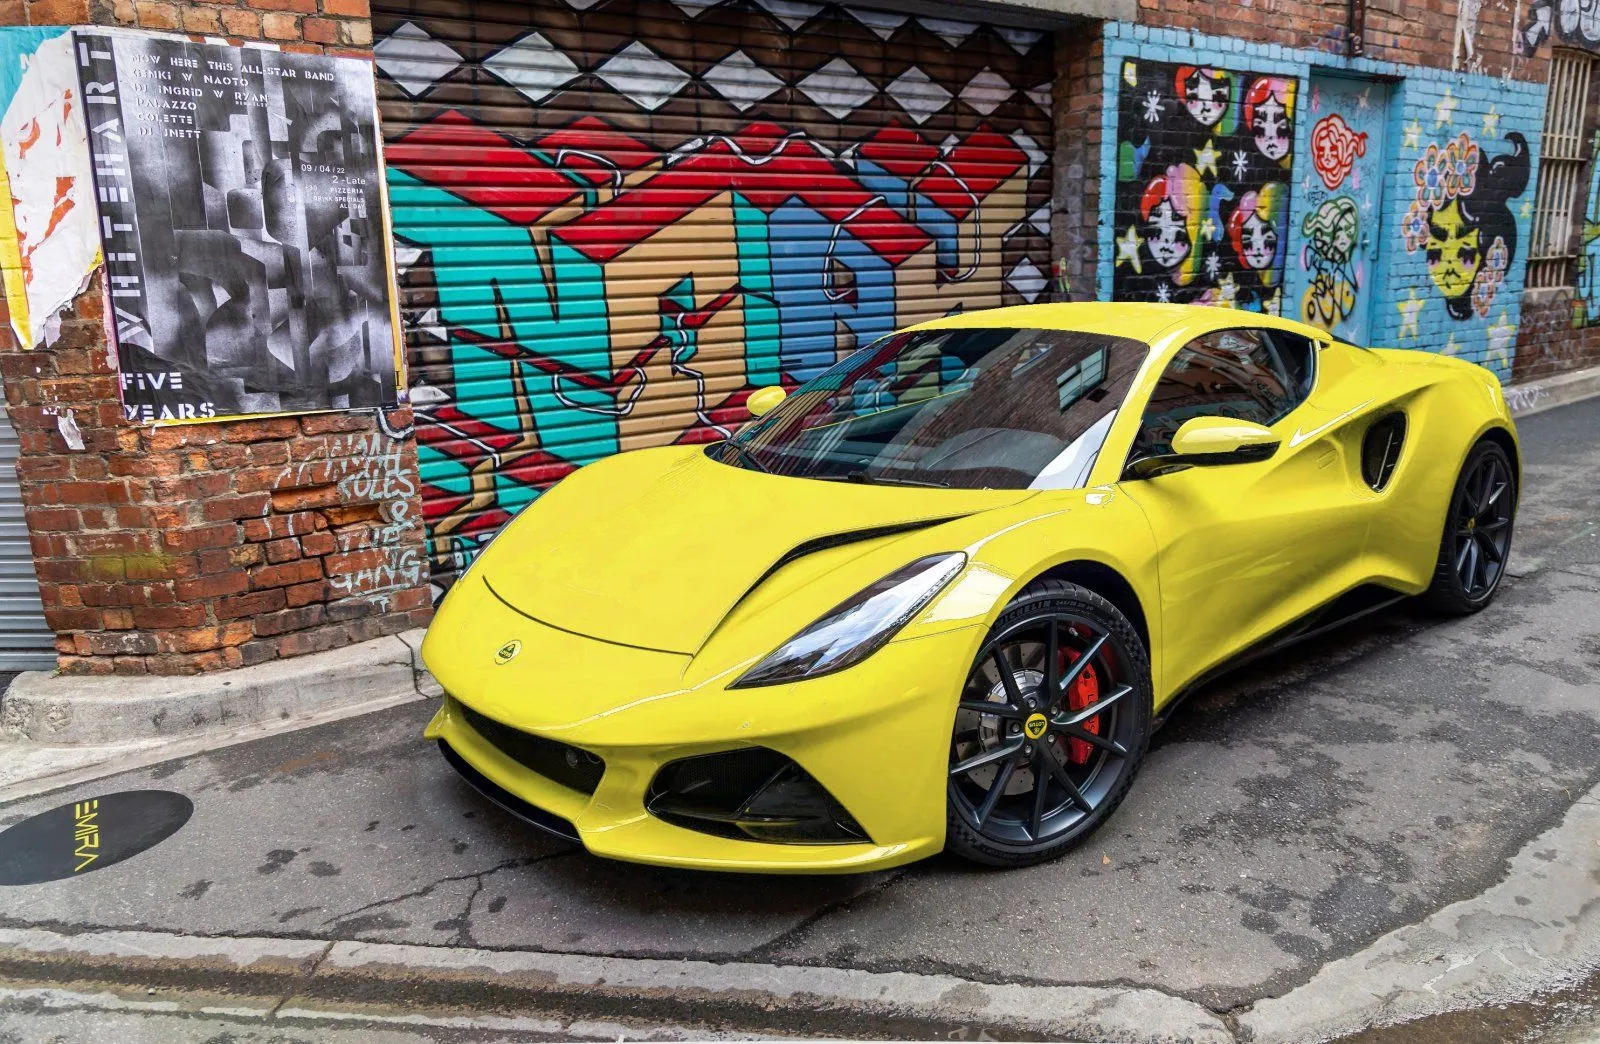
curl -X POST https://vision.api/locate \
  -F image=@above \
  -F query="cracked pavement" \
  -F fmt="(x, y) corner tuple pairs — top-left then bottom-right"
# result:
(0, 398), (1596, 1030)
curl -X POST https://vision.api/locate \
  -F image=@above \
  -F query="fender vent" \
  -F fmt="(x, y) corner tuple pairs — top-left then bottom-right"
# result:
(1361, 413), (1407, 491)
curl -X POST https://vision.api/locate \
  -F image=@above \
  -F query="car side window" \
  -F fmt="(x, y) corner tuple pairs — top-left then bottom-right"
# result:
(1129, 328), (1317, 462)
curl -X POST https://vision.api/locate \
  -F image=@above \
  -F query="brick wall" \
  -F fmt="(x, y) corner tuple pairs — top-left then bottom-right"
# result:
(1134, 0), (1543, 82)
(1515, 292), (1600, 381)
(1054, 27), (1103, 302)
(0, 1), (433, 675)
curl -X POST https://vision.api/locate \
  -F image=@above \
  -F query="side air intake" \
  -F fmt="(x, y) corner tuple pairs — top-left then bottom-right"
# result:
(1361, 413), (1407, 491)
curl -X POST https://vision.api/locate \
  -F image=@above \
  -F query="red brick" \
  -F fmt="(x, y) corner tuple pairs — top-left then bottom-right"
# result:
(337, 20), (371, 46)
(217, 588), (288, 621)
(271, 484), (340, 512)
(202, 493), (272, 522)
(58, 655), (118, 676)
(250, 559), (323, 590)
(176, 572), (250, 601)
(43, 607), (102, 631)
(264, 538), (302, 564)
(324, 548), (388, 576)
(132, 603), (209, 629)
(302, 15), (337, 43)
(181, 4), (221, 31)
(254, 604), (325, 637)
(285, 580), (327, 607)
(222, 418), (300, 443)
(163, 524), (237, 552)
(323, 504), (381, 526)
(219, 6), (259, 34)
(25, 508), (81, 532)
(321, 0), (367, 15)
(145, 651), (228, 674)
(300, 531), (337, 557)
(30, 0), (91, 20)
(84, 630), (159, 656)
(100, 607), (135, 630)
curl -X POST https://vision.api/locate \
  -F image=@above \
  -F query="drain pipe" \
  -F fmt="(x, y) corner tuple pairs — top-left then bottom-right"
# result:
(1348, 0), (1366, 56)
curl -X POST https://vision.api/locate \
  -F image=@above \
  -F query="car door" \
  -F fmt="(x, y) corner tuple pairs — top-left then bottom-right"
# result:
(1116, 327), (1367, 697)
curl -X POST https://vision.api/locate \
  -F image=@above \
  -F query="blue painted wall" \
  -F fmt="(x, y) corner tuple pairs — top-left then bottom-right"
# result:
(1099, 23), (1547, 381)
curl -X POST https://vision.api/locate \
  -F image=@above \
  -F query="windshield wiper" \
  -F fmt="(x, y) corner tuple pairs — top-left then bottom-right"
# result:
(721, 442), (771, 473)
(841, 469), (950, 488)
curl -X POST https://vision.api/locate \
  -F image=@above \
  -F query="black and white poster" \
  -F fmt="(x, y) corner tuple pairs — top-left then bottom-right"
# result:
(75, 32), (401, 423)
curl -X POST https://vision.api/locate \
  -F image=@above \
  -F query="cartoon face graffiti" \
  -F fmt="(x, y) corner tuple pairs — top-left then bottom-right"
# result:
(1425, 200), (1481, 300)
(1175, 66), (1231, 128)
(1140, 165), (1206, 284)
(1244, 78), (1295, 163)
(1228, 183), (1287, 277)
(1403, 132), (1530, 320)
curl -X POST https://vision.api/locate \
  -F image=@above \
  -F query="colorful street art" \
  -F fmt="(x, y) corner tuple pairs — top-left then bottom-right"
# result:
(372, 0), (1054, 593)
(1573, 132), (1600, 327)
(1400, 130), (1530, 321)
(1112, 59), (1297, 312)
(1289, 78), (1387, 342)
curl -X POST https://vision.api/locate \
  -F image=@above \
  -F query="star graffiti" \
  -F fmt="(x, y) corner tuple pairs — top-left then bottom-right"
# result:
(1357, 85), (1372, 111)
(1486, 311), (1517, 369)
(1482, 105), (1501, 137)
(1231, 150), (1250, 179)
(1403, 119), (1423, 149)
(1434, 87), (1457, 128)
(1143, 90), (1165, 123)
(1442, 332), (1463, 357)
(1115, 225), (1144, 272)
(1396, 288), (1425, 341)
(1205, 253), (1222, 278)
(1194, 138), (1220, 176)
(1361, 194), (1374, 214)
(1156, 283), (1171, 302)
(1521, 198), (1534, 219)
(1215, 273), (1239, 308)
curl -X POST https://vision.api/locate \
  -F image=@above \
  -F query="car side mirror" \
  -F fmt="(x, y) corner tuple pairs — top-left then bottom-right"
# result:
(1124, 416), (1280, 480)
(746, 386), (787, 418)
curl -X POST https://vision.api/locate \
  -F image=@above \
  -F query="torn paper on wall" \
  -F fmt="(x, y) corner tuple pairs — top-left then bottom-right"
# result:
(0, 28), (99, 349)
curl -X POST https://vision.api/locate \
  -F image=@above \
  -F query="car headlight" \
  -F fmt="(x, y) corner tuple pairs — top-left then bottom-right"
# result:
(732, 553), (967, 688)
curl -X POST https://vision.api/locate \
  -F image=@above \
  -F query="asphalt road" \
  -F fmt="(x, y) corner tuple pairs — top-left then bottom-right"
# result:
(1, 398), (1597, 1018)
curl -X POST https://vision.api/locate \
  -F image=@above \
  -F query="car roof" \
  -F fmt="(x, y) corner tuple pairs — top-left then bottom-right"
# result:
(908, 302), (1333, 347)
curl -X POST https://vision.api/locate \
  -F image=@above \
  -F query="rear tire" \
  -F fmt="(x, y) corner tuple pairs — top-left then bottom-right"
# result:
(1423, 439), (1516, 615)
(945, 579), (1152, 868)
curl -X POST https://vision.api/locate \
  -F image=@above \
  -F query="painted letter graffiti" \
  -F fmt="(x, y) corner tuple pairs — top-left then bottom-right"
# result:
(1301, 197), (1361, 329)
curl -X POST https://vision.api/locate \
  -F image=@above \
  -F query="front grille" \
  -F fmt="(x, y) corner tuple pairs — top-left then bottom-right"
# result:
(437, 741), (582, 843)
(456, 702), (605, 796)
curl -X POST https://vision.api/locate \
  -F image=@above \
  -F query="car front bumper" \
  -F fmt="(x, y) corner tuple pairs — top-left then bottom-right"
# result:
(421, 578), (982, 874)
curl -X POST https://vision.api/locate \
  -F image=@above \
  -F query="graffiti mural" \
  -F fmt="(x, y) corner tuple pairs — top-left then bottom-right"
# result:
(1522, 0), (1600, 53)
(1400, 131), (1530, 321)
(1287, 78), (1388, 342)
(1112, 59), (1297, 312)
(1574, 132), (1600, 327)
(373, 0), (1053, 593)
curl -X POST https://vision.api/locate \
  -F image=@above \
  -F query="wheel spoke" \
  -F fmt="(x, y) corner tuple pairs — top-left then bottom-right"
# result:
(1056, 684), (1134, 726)
(1055, 722), (1128, 757)
(1483, 480), (1509, 511)
(974, 753), (1016, 826)
(1455, 536), (1473, 575)
(1474, 462), (1495, 514)
(1479, 517), (1510, 533)
(1041, 750), (1093, 813)
(1476, 531), (1503, 564)
(1028, 750), (1050, 839)
(991, 648), (1024, 706)
(950, 741), (1024, 777)
(958, 699), (1027, 721)
(1464, 539), (1482, 593)
(1059, 633), (1108, 694)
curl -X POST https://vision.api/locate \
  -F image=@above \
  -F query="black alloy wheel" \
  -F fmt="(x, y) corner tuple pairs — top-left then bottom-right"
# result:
(1425, 439), (1516, 615)
(946, 579), (1150, 867)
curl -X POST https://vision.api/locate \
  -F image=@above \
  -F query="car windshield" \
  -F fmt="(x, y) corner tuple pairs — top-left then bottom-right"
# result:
(710, 327), (1150, 491)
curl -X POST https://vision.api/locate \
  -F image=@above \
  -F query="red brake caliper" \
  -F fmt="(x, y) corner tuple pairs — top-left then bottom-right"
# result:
(1059, 647), (1101, 765)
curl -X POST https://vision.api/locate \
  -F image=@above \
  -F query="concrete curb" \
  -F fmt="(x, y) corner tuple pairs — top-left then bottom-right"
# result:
(0, 628), (438, 747)
(1238, 787), (1600, 1042)
(0, 925), (1232, 1043)
(1505, 363), (1600, 418)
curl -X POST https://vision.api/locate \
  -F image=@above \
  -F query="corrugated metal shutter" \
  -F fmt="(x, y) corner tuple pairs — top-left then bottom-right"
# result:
(372, 0), (1056, 597)
(0, 399), (55, 670)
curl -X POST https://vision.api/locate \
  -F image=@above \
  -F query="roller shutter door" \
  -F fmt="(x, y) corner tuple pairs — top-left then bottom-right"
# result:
(372, 0), (1057, 596)
(0, 400), (55, 670)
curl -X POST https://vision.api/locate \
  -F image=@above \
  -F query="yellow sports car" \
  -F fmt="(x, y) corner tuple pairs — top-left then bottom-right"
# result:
(421, 303), (1519, 872)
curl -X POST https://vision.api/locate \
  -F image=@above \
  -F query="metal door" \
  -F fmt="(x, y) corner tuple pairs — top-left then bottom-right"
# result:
(1294, 75), (1390, 343)
(370, 0), (1057, 596)
(0, 399), (55, 670)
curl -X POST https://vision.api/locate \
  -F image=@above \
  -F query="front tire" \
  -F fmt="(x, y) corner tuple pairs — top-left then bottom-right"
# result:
(945, 579), (1152, 868)
(1423, 439), (1516, 615)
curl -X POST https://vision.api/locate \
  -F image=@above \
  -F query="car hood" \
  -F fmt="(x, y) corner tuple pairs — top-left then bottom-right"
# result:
(479, 446), (1035, 655)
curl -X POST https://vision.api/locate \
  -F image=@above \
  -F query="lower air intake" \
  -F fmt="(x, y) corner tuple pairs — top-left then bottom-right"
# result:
(647, 747), (870, 845)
